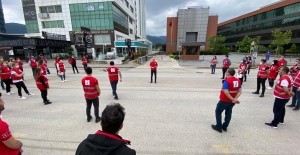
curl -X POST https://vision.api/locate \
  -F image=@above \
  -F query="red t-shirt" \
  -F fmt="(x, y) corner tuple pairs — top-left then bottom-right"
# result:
(278, 59), (287, 67)
(107, 66), (119, 81)
(150, 61), (158, 71)
(0, 120), (20, 155)
(82, 76), (100, 99)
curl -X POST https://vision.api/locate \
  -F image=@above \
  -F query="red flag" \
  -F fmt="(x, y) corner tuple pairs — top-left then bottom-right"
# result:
(169, 20), (172, 27)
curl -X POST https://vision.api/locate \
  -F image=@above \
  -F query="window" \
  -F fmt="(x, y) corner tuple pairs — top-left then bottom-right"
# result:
(94, 34), (111, 45)
(39, 5), (62, 13)
(126, 1), (129, 8)
(42, 20), (64, 28)
(186, 47), (198, 55)
(130, 6), (134, 13)
(55, 5), (62, 13)
(130, 28), (133, 34)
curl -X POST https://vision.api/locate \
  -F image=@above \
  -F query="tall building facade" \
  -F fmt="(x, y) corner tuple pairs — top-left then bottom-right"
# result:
(166, 6), (218, 60)
(0, 0), (6, 33)
(218, 0), (300, 50)
(22, 0), (151, 57)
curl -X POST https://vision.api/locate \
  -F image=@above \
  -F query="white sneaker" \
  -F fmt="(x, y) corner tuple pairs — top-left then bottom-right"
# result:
(10, 92), (15, 94)
(28, 93), (35, 96)
(7, 92), (11, 95)
(64, 80), (68, 82)
(267, 87), (273, 90)
(62, 81), (64, 83)
(20, 96), (27, 100)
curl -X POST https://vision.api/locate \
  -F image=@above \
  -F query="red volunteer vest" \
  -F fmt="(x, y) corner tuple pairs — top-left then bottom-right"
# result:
(39, 65), (47, 76)
(82, 76), (99, 99)
(11, 68), (23, 81)
(15, 61), (23, 69)
(247, 60), (252, 67)
(274, 75), (292, 99)
(68, 58), (73, 64)
(58, 61), (65, 72)
(36, 74), (49, 90)
(0, 66), (11, 80)
(30, 59), (37, 68)
(289, 65), (298, 80)
(107, 66), (119, 81)
(238, 63), (247, 75)
(54, 59), (59, 67)
(211, 59), (217, 65)
(257, 64), (268, 79)
(278, 59), (287, 67)
(82, 57), (87, 65)
(268, 65), (279, 80)
(223, 59), (230, 68)
(219, 77), (241, 103)
(150, 61), (158, 71)
(293, 70), (300, 87)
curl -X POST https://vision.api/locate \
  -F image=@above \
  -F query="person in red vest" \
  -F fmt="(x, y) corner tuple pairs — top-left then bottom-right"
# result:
(246, 56), (252, 75)
(0, 97), (24, 155)
(57, 58), (67, 82)
(267, 60), (279, 89)
(252, 59), (269, 97)
(130, 51), (135, 60)
(287, 59), (300, 110)
(38, 60), (47, 77)
(81, 67), (101, 123)
(0, 61), (14, 95)
(75, 103), (135, 155)
(29, 56), (38, 79)
(211, 68), (242, 133)
(68, 55), (79, 74)
(221, 54), (231, 79)
(103, 61), (122, 100)
(289, 59), (299, 81)
(11, 63), (35, 100)
(265, 67), (294, 128)
(82, 55), (88, 70)
(237, 59), (247, 85)
(39, 54), (50, 74)
(15, 58), (24, 80)
(35, 68), (51, 105)
(54, 56), (60, 76)
(278, 55), (287, 67)
(210, 55), (217, 74)
(150, 58), (158, 83)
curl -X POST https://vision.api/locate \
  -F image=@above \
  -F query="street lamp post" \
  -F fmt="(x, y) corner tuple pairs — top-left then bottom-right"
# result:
(103, 43), (106, 55)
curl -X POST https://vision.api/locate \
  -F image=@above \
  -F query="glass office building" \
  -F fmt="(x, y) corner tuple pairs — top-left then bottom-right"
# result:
(22, 0), (151, 57)
(218, 0), (300, 50)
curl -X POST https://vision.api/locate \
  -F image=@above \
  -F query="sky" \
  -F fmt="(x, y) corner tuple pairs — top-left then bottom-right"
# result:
(2, 0), (279, 36)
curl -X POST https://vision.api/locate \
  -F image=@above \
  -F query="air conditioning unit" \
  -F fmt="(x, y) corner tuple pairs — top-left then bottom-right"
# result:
(38, 13), (49, 19)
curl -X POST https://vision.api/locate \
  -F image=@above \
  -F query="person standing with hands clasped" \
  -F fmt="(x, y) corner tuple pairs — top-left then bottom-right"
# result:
(150, 58), (158, 83)
(82, 67), (101, 123)
(252, 59), (269, 97)
(82, 55), (88, 70)
(35, 68), (51, 105)
(57, 58), (67, 82)
(103, 61), (122, 100)
(221, 55), (231, 79)
(265, 67), (294, 128)
(29, 56), (38, 79)
(212, 68), (242, 133)
(210, 56), (217, 74)
(68, 55), (79, 74)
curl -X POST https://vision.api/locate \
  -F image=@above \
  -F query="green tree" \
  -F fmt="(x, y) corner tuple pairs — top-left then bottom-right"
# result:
(271, 28), (292, 56)
(207, 35), (226, 55)
(290, 43), (297, 52)
(236, 35), (260, 53)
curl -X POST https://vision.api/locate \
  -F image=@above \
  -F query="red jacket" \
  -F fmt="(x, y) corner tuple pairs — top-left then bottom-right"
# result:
(11, 68), (23, 82)
(0, 66), (11, 80)
(268, 65), (279, 80)
(219, 77), (241, 103)
(150, 61), (158, 71)
(82, 76), (100, 99)
(36, 74), (49, 90)
(30, 59), (38, 68)
(82, 57), (88, 65)
(257, 64), (269, 79)
(107, 66), (119, 81)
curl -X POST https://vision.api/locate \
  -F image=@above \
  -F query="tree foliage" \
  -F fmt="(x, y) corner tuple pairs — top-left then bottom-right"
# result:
(207, 35), (226, 55)
(271, 28), (292, 55)
(236, 35), (260, 53)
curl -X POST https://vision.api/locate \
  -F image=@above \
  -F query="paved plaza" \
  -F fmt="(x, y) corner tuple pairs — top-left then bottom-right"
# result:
(1, 54), (300, 155)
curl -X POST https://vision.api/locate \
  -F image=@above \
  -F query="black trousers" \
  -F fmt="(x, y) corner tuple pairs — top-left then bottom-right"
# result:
(110, 80), (118, 97)
(271, 98), (290, 126)
(222, 67), (228, 79)
(72, 64), (79, 73)
(40, 90), (48, 102)
(256, 77), (267, 95)
(3, 79), (11, 93)
(239, 77), (244, 85)
(215, 100), (235, 129)
(151, 70), (157, 82)
(15, 81), (29, 97)
(268, 78), (275, 87)
(86, 97), (100, 119)
(83, 64), (87, 70)
(32, 68), (37, 79)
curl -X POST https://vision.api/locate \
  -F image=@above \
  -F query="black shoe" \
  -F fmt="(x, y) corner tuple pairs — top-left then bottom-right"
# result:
(259, 94), (264, 97)
(252, 92), (259, 94)
(150, 81), (152, 83)
(265, 123), (277, 128)
(221, 78), (224, 79)
(155, 81), (156, 83)
(95, 117), (101, 123)
(87, 116), (92, 122)
(44, 100), (52, 105)
(243, 80), (246, 82)
(222, 127), (227, 132)
(287, 104), (295, 107)
(114, 96), (119, 100)
(293, 107), (299, 111)
(211, 125), (222, 133)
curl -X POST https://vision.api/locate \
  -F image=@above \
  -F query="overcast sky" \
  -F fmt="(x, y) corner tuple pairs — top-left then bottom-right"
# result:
(2, 0), (278, 36)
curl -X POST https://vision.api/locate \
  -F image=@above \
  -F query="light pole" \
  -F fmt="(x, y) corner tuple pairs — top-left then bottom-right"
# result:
(103, 43), (106, 55)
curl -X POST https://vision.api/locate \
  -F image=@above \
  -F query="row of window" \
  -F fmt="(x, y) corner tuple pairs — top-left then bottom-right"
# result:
(219, 2), (300, 31)
(112, 4), (129, 34)
(69, 2), (110, 12)
(70, 13), (113, 19)
(40, 5), (62, 13)
(26, 20), (39, 33)
(42, 20), (64, 29)
(74, 34), (111, 45)
(71, 19), (114, 30)
(219, 16), (300, 37)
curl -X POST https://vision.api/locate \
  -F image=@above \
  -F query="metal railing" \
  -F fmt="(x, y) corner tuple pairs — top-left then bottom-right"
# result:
(137, 51), (165, 64)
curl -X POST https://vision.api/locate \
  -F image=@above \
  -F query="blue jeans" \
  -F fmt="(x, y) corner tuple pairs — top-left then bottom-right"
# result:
(110, 80), (118, 98)
(291, 86), (300, 107)
(59, 72), (66, 81)
(215, 100), (235, 129)
(268, 78), (275, 88)
(211, 65), (216, 73)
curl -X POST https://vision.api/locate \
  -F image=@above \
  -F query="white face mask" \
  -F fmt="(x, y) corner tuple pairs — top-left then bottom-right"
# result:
(260, 62), (263, 65)
(272, 62), (274, 64)
(41, 71), (44, 74)
(16, 65), (19, 68)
